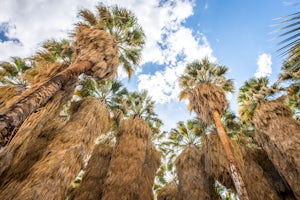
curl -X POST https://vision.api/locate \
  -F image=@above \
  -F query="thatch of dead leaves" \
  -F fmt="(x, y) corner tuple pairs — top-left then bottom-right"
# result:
(254, 100), (300, 199)
(24, 61), (69, 85)
(71, 142), (114, 200)
(189, 83), (227, 125)
(139, 143), (162, 200)
(73, 26), (119, 80)
(0, 97), (111, 200)
(0, 82), (75, 188)
(102, 117), (152, 200)
(157, 182), (179, 200)
(0, 86), (19, 112)
(176, 145), (216, 200)
(202, 134), (296, 200)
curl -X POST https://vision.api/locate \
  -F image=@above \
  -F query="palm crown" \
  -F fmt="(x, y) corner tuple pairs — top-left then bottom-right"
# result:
(77, 6), (145, 78)
(238, 77), (281, 123)
(179, 58), (234, 94)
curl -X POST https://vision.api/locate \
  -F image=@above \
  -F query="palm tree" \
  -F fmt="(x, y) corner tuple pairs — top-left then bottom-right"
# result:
(165, 119), (215, 199)
(237, 77), (281, 124)
(102, 90), (162, 199)
(238, 77), (300, 199)
(0, 5), (145, 146)
(0, 56), (32, 89)
(179, 58), (249, 199)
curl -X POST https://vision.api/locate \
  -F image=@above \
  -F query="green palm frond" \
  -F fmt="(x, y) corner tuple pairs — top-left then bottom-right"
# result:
(179, 58), (234, 94)
(0, 57), (32, 87)
(238, 77), (282, 123)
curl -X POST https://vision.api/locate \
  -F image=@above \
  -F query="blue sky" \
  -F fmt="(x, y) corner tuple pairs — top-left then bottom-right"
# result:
(0, 0), (297, 130)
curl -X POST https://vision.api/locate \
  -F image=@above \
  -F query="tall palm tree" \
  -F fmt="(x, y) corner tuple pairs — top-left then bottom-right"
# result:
(238, 77), (300, 199)
(159, 119), (215, 199)
(179, 58), (249, 199)
(102, 90), (161, 199)
(0, 5), (145, 146)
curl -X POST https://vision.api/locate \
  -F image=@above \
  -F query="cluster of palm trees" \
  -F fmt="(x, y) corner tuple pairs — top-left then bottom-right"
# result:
(0, 4), (299, 200)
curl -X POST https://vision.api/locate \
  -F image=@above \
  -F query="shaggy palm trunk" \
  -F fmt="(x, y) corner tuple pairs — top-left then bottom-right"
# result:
(157, 183), (179, 200)
(71, 142), (114, 200)
(176, 145), (215, 200)
(203, 134), (295, 200)
(0, 60), (91, 146)
(212, 111), (249, 200)
(0, 82), (75, 198)
(102, 117), (151, 200)
(254, 101), (300, 199)
(139, 144), (162, 200)
(0, 97), (111, 200)
(0, 86), (19, 112)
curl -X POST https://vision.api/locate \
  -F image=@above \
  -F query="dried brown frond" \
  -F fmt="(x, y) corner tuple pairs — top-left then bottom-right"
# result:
(71, 142), (114, 200)
(139, 144), (162, 200)
(189, 83), (228, 125)
(73, 26), (119, 80)
(202, 134), (294, 199)
(102, 117), (152, 200)
(0, 82), (75, 199)
(176, 145), (216, 200)
(0, 97), (111, 200)
(157, 182), (179, 200)
(0, 86), (19, 112)
(254, 100), (300, 199)
(23, 61), (69, 85)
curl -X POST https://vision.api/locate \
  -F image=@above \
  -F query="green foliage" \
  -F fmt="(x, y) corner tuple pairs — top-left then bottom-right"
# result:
(179, 57), (234, 98)
(238, 77), (282, 123)
(116, 90), (163, 134)
(0, 56), (32, 87)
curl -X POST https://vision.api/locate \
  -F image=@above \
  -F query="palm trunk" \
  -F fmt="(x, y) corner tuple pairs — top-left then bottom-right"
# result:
(212, 110), (249, 200)
(70, 142), (114, 200)
(0, 82), (75, 199)
(0, 97), (111, 200)
(176, 145), (215, 200)
(102, 117), (151, 200)
(254, 101), (300, 199)
(0, 60), (92, 147)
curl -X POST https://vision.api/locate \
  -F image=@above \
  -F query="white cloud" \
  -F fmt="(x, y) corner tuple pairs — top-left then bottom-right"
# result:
(0, 0), (98, 60)
(255, 53), (272, 78)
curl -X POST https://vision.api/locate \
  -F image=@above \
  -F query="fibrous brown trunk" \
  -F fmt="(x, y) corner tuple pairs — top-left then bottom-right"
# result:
(0, 60), (92, 146)
(157, 182), (179, 200)
(212, 111), (249, 200)
(176, 145), (216, 200)
(254, 101), (300, 199)
(202, 134), (295, 200)
(0, 81), (75, 198)
(71, 142), (114, 200)
(139, 144), (162, 200)
(0, 97), (111, 200)
(102, 117), (152, 200)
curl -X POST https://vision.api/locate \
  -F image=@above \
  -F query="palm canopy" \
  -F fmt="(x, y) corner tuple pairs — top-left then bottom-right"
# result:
(75, 77), (128, 108)
(32, 39), (73, 64)
(76, 5), (145, 78)
(179, 58), (234, 125)
(179, 58), (234, 94)
(0, 57), (32, 87)
(238, 77), (281, 123)
(117, 90), (162, 134)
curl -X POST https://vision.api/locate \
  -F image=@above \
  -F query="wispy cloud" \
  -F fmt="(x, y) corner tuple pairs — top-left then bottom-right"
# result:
(255, 53), (272, 78)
